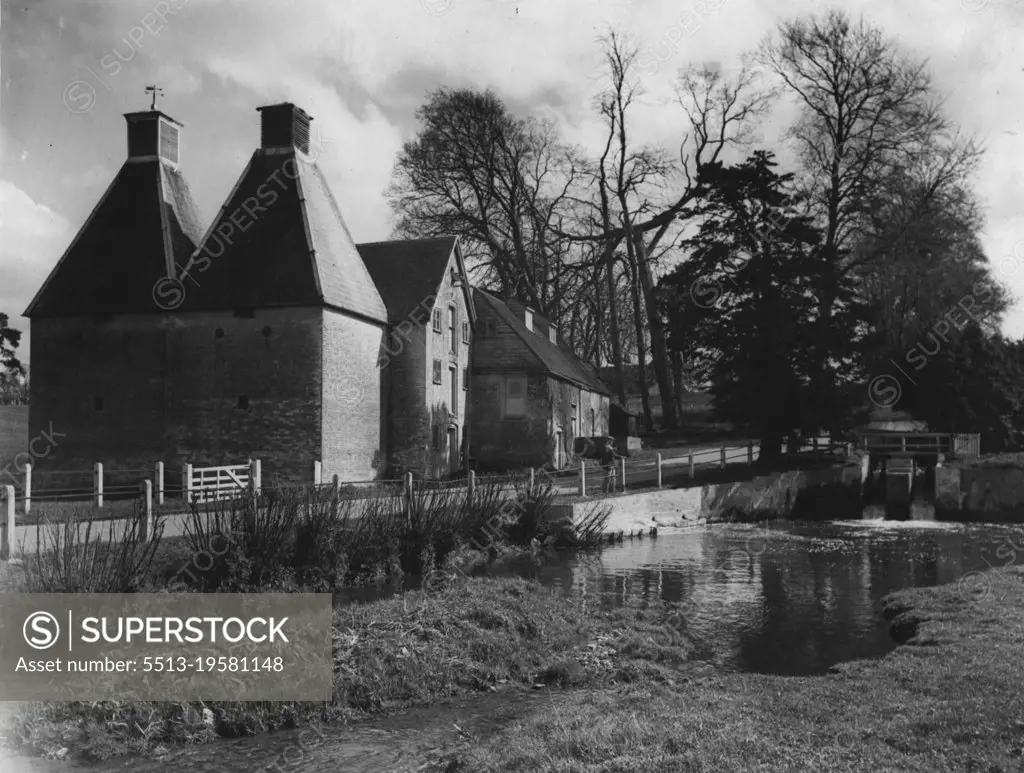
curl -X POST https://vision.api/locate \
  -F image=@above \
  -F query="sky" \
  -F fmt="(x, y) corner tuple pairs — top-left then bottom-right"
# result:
(1, 0), (1022, 366)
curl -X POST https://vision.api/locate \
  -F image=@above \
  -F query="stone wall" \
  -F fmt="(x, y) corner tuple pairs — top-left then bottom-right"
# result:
(29, 307), (387, 486)
(470, 373), (552, 471)
(935, 465), (1024, 521)
(548, 463), (863, 534)
(321, 308), (387, 482)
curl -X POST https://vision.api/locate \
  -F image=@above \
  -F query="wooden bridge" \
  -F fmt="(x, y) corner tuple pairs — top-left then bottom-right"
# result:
(857, 432), (980, 460)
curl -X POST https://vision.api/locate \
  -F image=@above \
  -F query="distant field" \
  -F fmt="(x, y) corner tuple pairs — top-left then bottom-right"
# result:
(0, 404), (28, 471)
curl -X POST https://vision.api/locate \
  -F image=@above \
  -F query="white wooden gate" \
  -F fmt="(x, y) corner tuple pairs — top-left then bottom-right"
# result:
(183, 460), (260, 503)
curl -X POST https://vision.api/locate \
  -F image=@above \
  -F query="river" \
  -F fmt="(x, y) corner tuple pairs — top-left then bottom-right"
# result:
(6, 518), (1023, 772)
(368, 518), (1024, 676)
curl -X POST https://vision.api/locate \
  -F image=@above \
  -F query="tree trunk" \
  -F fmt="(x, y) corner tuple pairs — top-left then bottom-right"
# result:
(634, 234), (678, 428)
(629, 255), (653, 430)
(758, 432), (784, 467)
(602, 241), (627, 406)
(671, 350), (685, 422)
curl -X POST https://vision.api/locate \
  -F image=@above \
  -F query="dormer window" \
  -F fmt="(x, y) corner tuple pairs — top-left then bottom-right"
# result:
(549, 324), (557, 344)
(524, 309), (533, 332)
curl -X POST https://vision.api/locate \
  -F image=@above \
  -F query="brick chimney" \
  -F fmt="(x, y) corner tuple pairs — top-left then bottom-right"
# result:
(124, 110), (181, 166)
(256, 103), (312, 154)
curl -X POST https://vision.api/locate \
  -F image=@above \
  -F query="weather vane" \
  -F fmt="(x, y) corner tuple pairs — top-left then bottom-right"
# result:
(145, 85), (164, 111)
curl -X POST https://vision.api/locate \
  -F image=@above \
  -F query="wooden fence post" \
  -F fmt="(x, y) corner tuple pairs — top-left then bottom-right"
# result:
(620, 457), (627, 492)
(688, 454), (695, 479)
(155, 462), (165, 505)
(812, 436), (819, 452)
(404, 472), (414, 526)
(747, 443), (754, 465)
(313, 460), (322, 486)
(140, 480), (153, 541)
(720, 447), (727, 470)
(94, 462), (104, 509)
(2, 485), (14, 560)
(23, 462), (31, 516)
(529, 468), (535, 493)
(183, 463), (193, 504)
(467, 470), (476, 502)
(249, 459), (262, 495)
(332, 474), (340, 499)
(578, 461), (586, 497)
(656, 453), (662, 489)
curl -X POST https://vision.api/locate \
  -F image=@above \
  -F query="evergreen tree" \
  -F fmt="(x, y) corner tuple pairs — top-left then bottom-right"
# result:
(661, 152), (864, 461)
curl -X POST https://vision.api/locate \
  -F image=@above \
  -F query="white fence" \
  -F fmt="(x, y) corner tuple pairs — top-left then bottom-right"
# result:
(4, 458), (262, 514)
(183, 460), (261, 503)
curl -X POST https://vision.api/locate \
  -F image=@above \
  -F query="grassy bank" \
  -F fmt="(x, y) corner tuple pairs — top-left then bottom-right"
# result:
(434, 566), (1024, 772)
(2, 577), (705, 761)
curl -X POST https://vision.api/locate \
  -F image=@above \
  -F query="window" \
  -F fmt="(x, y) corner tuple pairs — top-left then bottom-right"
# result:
(484, 320), (497, 337)
(432, 309), (443, 333)
(449, 306), (457, 352)
(450, 366), (458, 415)
(462, 321), (470, 344)
(572, 403), (579, 437)
(93, 396), (104, 412)
(432, 359), (442, 384)
(432, 424), (441, 450)
(502, 375), (527, 418)
(462, 367), (469, 390)
(590, 408), (596, 435)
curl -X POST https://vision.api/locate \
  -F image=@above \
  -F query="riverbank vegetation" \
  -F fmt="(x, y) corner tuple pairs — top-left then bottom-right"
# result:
(1, 481), (616, 760)
(433, 565), (1024, 772)
(3, 577), (705, 762)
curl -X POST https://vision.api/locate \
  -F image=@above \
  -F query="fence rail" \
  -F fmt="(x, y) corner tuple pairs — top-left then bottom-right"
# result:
(857, 432), (981, 458)
(1, 437), (853, 518)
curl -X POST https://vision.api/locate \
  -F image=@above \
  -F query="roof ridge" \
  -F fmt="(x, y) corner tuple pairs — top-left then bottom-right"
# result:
(357, 235), (456, 247)
(156, 163), (176, 278)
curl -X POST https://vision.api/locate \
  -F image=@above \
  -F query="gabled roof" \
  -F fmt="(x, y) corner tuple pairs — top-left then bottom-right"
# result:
(177, 150), (387, 323)
(25, 160), (204, 318)
(357, 237), (462, 323)
(473, 288), (611, 396)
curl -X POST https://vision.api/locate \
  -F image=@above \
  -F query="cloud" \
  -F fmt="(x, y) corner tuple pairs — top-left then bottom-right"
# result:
(203, 54), (404, 241)
(0, 181), (71, 353)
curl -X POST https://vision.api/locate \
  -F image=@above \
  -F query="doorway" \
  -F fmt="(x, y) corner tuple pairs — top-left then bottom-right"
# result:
(447, 426), (459, 474)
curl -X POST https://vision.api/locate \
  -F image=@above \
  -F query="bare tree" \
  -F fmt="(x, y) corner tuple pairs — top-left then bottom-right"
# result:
(568, 32), (773, 428)
(761, 9), (983, 409)
(387, 88), (583, 318)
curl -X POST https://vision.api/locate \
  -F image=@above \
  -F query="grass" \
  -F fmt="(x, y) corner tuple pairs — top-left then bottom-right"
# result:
(2, 577), (705, 762)
(434, 567), (1024, 772)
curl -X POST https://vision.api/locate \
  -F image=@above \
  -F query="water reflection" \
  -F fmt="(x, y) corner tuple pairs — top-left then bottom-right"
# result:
(461, 520), (1024, 676)
(333, 520), (1024, 676)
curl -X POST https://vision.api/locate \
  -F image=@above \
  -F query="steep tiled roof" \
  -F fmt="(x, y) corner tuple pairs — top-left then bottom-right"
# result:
(25, 160), (204, 317)
(178, 150), (387, 323)
(357, 237), (458, 323)
(473, 289), (611, 395)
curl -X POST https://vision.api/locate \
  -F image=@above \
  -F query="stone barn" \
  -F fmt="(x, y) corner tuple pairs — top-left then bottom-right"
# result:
(358, 237), (475, 478)
(469, 289), (611, 471)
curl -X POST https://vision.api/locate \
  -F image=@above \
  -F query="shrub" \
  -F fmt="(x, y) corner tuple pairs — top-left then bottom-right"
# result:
(22, 504), (165, 593)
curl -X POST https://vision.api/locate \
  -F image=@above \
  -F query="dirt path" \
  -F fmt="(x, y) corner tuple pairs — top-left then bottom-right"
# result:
(1, 687), (575, 773)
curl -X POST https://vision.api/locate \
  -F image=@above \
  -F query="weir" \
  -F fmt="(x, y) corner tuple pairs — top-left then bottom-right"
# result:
(858, 432), (978, 520)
